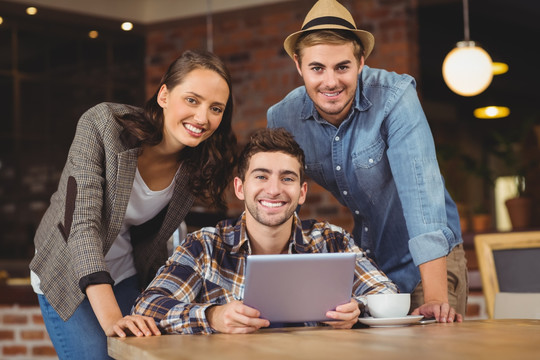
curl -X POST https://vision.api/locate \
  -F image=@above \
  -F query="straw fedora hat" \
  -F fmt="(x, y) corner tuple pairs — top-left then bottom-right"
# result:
(283, 0), (374, 59)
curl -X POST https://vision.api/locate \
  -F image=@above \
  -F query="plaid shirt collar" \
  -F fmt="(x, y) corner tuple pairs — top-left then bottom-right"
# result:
(229, 211), (314, 255)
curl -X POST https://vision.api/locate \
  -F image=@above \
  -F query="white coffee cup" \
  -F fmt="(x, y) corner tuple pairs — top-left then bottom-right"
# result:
(366, 293), (411, 318)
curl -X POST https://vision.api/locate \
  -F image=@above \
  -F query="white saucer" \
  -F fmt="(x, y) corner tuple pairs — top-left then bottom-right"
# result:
(358, 315), (424, 327)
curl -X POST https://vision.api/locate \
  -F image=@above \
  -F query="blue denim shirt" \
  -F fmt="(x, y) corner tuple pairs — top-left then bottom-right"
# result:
(267, 66), (462, 293)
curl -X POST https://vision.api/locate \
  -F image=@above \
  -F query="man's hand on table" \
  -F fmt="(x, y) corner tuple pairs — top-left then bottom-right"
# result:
(322, 299), (361, 329)
(411, 301), (463, 323)
(207, 300), (270, 333)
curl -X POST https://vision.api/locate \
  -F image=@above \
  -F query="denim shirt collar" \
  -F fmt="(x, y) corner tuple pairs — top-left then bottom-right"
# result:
(299, 66), (373, 125)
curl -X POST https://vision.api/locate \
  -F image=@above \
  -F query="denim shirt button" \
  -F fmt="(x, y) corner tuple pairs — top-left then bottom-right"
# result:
(368, 158), (374, 164)
(364, 227), (369, 232)
(335, 136), (340, 141)
(336, 165), (341, 171)
(355, 210), (360, 215)
(343, 190), (348, 195)
(365, 249), (371, 254)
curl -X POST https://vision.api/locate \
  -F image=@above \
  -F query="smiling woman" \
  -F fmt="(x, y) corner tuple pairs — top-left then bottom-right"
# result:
(157, 68), (229, 151)
(29, 50), (238, 360)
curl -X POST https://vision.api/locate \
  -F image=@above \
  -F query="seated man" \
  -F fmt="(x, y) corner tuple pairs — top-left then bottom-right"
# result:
(132, 128), (398, 334)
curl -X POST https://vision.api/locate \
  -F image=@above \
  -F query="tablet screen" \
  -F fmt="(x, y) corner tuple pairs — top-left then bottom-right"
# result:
(243, 253), (356, 323)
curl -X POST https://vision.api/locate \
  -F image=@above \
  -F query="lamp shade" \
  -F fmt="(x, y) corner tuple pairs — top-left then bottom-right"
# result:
(442, 41), (493, 96)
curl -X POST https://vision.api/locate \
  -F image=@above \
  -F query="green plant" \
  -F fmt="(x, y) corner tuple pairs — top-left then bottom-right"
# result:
(472, 203), (489, 215)
(489, 115), (539, 197)
(436, 140), (495, 219)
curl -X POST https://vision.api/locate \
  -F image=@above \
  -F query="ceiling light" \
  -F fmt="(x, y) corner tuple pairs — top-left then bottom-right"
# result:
(473, 106), (510, 119)
(88, 30), (99, 39)
(492, 62), (509, 75)
(121, 22), (133, 31)
(26, 7), (38, 15)
(442, 0), (492, 97)
(0, 16), (4, 25)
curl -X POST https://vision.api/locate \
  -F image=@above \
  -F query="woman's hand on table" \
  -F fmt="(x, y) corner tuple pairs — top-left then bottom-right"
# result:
(107, 314), (162, 338)
(411, 301), (463, 323)
(206, 300), (270, 334)
(323, 299), (361, 329)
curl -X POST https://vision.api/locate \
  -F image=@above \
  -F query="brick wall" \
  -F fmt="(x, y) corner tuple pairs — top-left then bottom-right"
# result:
(0, 305), (57, 359)
(145, 0), (420, 231)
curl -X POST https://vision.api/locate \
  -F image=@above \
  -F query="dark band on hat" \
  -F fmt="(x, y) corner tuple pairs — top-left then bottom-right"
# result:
(302, 16), (356, 31)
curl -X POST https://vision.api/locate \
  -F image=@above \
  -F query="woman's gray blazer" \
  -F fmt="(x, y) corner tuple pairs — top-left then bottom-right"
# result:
(30, 102), (194, 321)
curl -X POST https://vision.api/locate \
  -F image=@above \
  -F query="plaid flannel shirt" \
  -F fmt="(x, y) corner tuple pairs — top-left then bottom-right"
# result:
(132, 212), (398, 334)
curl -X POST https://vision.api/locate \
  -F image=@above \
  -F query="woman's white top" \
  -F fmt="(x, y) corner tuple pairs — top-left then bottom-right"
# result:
(104, 166), (177, 284)
(31, 166), (177, 294)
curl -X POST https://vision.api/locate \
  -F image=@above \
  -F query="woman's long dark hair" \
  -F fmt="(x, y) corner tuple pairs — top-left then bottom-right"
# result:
(117, 50), (237, 210)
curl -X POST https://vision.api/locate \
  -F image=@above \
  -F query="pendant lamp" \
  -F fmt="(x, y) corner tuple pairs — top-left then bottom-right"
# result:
(442, 0), (492, 97)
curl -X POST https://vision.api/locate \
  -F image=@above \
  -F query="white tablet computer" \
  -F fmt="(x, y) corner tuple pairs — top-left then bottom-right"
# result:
(243, 252), (356, 323)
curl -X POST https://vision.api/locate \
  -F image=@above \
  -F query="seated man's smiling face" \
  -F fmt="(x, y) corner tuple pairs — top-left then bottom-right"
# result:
(234, 151), (307, 228)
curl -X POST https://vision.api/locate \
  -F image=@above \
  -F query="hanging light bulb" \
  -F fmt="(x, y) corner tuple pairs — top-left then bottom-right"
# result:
(442, 0), (493, 97)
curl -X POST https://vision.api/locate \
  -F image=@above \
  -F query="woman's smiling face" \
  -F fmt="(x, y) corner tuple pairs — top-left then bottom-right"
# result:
(158, 68), (229, 151)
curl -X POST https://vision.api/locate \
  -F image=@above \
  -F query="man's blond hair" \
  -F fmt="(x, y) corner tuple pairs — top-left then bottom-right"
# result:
(294, 29), (365, 65)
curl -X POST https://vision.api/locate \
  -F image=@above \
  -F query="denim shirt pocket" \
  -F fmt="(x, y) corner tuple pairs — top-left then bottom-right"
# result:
(305, 162), (330, 189)
(351, 137), (391, 201)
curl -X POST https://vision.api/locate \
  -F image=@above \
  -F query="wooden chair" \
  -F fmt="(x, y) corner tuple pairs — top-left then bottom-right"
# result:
(493, 292), (540, 319)
(474, 231), (540, 319)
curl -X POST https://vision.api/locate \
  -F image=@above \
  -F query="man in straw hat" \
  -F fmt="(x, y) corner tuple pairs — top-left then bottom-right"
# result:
(268, 0), (467, 323)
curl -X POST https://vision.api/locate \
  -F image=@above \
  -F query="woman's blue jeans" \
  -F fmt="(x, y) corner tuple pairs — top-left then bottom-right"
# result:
(38, 275), (140, 360)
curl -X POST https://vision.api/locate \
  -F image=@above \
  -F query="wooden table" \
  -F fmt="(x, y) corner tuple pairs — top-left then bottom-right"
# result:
(108, 319), (540, 360)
